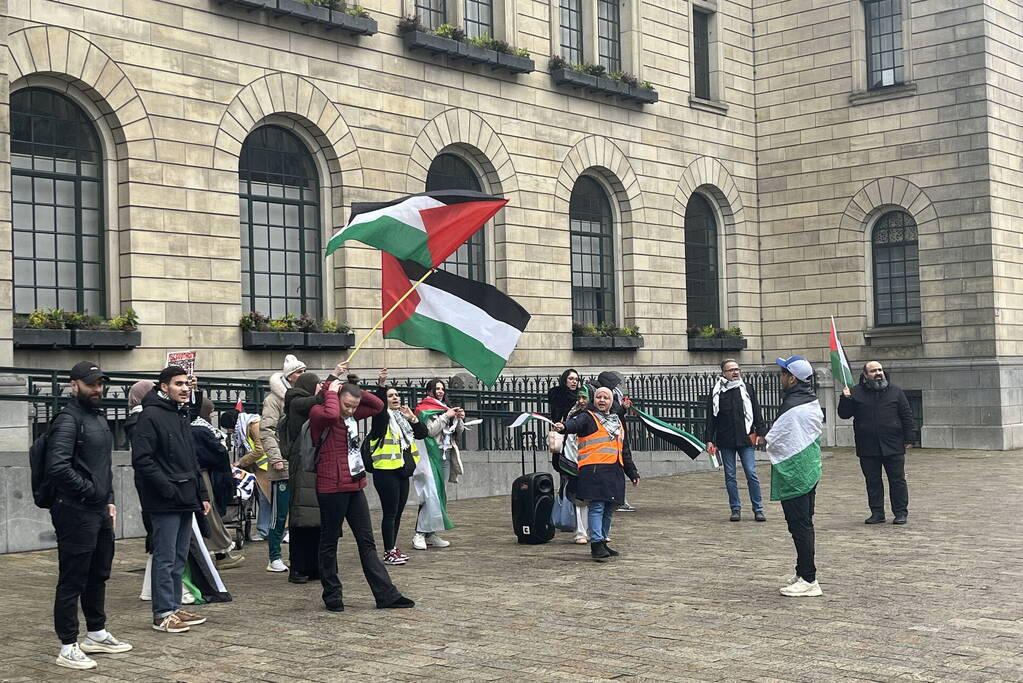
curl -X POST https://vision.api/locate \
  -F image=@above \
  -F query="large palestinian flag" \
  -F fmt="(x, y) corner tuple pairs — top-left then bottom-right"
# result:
(633, 407), (707, 460)
(325, 190), (508, 266)
(766, 400), (824, 501)
(382, 255), (530, 384)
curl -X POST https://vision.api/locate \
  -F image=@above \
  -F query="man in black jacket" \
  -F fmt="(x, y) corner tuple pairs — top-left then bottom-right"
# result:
(837, 361), (917, 525)
(47, 361), (133, 670)
(704, 359), (768, 522)
(131, 366), (211, 633)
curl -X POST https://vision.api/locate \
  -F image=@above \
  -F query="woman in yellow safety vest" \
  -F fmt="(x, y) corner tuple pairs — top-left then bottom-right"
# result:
(368, 369), (430, 566)
(554, 386), (640, 562)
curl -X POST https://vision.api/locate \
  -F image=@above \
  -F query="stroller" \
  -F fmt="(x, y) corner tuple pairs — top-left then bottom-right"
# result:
(221, 467), (257, 550)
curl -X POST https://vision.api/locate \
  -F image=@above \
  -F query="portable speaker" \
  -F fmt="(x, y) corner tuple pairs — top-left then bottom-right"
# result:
(510, 472), (555, 544)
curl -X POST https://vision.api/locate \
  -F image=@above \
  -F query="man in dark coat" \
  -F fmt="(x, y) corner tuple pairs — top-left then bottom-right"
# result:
(837, 361), (917, 525)
(704, 358), (768, 522)
(47, 361), (133, 670)
(131, 366), (211, 633)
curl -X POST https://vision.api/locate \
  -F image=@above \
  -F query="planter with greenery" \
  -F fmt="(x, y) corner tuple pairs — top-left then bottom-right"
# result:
(572, 322), (644, 352)
(399, 17), (534, 73)
(686, 325), (747, 352)
(13, 308), (141, 349)
(548, 56), (658, 104)
(241, 312), (354, 349)
(225, 0), (377, 36)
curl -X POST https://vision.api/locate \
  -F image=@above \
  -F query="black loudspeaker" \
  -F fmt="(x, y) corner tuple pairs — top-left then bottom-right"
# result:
(511, 472), (555, 544)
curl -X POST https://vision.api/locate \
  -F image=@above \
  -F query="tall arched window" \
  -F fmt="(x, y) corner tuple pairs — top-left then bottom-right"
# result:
(239, 126), (321, 319)
(684, 193), (719, 328)
(570, 176), (615, 325)
(12, 88), (104, 315)
(426, 153), (485, 282)
(872, 210), (919, 326)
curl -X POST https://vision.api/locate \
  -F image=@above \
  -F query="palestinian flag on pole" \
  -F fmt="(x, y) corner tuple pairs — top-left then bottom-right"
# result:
(766, 400), (824, 501)
(325, 190), (508, 265)
(506, 413), (554, 429)
(829, 316), (855, 390)
(382, 255), (530, 385)
(633, 407), (715, 465)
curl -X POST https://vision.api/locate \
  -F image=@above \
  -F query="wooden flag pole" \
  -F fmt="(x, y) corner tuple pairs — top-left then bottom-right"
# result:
(345, 267), (435, 363)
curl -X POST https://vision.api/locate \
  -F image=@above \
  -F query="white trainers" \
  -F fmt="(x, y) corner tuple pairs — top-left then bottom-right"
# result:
(425, 533), (450, 548)
(779, 577), (823, 597)
(56, 643), (97, 670)
(784, 574), (799, 585)
(181, 589), (196, 605)
(412, 532), (428, 550)
(80, 633), (133, 654)
(266, 559), (289, 572)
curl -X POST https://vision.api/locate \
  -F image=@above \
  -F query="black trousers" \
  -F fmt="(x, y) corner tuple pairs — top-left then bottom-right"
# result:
(780, 486), (816, 584)
(51, 500), (114, 644)
(316, 490), (401, 608)
(859, 454), (908, 516)
(288, 526), (320, 578)
(372, 469), (410, 551)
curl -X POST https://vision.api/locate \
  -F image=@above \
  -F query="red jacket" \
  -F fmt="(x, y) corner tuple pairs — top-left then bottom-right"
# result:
(310, 388), (383, 494)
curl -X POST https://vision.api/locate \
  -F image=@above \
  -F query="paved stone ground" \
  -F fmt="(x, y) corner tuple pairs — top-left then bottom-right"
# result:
(2, 448), (1021, 682)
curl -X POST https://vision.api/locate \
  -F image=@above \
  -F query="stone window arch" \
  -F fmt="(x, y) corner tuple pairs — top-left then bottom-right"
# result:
(570, 175), (616, 326)
(683, 191), (721, 328)
(871, 210), (920, 326)
(426, 152), (486, 282)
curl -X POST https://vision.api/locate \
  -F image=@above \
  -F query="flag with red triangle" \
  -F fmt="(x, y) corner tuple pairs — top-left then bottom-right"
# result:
(829, 316), (855, 390)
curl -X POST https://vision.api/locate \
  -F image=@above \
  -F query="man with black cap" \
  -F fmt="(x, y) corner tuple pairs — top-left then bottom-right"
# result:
(132, 365), (211, 634)
(47, 362), (133, 670)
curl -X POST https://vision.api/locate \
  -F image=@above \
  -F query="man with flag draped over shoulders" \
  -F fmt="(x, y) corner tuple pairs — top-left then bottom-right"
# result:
(411, 379), (464, 551)
(766, 356), (824, 598)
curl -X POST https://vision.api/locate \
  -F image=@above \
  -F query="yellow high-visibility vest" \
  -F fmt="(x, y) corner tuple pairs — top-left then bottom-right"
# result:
(371, 425), (419, 470)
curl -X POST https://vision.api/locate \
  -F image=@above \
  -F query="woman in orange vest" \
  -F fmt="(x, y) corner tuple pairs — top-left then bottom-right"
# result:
(554, 387), (640, 561)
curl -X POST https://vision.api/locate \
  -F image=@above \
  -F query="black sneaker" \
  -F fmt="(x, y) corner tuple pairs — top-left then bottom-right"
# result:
(603, 542), (619, 557)
(892, 513), (908, 525)
(379, 595), (415, 609)
(864, 514), (886, 524)
(729, 510), (741, 522)
(324, 602), (345, 612)
(288, 572), (309, 584)
(591, 541), (611, 561)
(754, 510), (767, 522)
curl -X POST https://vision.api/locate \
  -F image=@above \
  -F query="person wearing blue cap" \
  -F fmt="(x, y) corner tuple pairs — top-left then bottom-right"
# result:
(766, 356), (824, 597)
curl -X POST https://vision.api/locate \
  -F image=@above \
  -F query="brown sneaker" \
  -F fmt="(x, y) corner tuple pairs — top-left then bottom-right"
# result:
(153, 613), (190, 633)
(174, 609), (207, 626)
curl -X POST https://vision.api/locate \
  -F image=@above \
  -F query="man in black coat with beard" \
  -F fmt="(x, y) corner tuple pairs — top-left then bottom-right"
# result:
(837, 361), (917, 525)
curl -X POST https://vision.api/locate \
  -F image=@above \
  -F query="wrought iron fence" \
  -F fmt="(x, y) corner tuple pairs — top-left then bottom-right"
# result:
(0, 366), (810, 452)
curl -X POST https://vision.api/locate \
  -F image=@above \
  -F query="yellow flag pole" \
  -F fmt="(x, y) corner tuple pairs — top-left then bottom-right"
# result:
(345, 267), (435, 363)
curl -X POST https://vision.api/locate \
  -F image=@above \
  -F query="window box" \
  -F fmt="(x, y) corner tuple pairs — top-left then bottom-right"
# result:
(275, 0), (331, 24)
(13, 328), (72, 349)
(687, 336), (747, 352)
(573, 335), (644, 352)
(551, 68), (658, 104)
(404, 31), (535, 73)
(242, 330), (305, 350)
(72, 329), (142, 350)
(329, 10), (377, 35)
(304, 332), (356, 349)
(223, 0), (377, 35)
(223, 0), (275, 9)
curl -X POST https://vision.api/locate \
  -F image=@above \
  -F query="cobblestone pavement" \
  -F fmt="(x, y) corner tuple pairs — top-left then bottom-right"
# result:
(2, 448), (1021, 682)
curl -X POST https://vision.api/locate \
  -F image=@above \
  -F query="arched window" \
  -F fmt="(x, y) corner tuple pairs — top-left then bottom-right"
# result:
(684, 193), (719, 328)
(570, 176), (615, 325)
(12, 88), (104, 315)
(239, 126), (321, 319)
(426, 153), (485, 282)
(872, 210), (919, 326)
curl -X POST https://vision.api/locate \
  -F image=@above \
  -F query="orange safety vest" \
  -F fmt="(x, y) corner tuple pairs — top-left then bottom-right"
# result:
(576, 411), (624, 468)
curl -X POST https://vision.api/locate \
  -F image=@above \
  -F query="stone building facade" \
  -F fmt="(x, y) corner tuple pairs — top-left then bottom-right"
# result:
(0, 0), (1019, 449)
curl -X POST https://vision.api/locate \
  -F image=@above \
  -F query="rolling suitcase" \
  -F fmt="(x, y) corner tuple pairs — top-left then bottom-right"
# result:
(511, 433), (555, 544)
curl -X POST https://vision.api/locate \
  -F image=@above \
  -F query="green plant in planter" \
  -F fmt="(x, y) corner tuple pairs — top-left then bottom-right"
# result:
(108, 309), (139, 332)
(639, 80), (654, 90)
(267, 313), (299, 332)
(64, 312), (104, 330)
(240, 311), (271, 332)
(297, 313), (320, 333)
(345, 4), (370, 18)
(13, 314), (29, 329)
(27, 308), (68, 329)
(548, 54), (567, 71)
(514, 46), (530, 58)
(434, 23), (465, 41)
(724, 326), (744, 338)
(398, 14), (423, 33)
(698, 324), (717, 338)
(321, 318), (352, 334)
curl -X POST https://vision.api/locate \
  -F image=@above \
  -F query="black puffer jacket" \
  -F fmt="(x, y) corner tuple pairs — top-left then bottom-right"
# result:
(285, 385), (323, 528)
(561, 410), (639, 504)
(46, 398), (114, 510)
(131, 388), (208, 514)
(838, 378), (917, 457)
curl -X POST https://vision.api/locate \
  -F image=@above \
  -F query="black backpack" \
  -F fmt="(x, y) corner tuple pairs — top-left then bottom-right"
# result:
(276, 412), (291, 460)
(29, 412), (83, 509)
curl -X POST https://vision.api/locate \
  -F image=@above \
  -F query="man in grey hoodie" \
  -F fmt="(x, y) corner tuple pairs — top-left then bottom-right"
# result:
(260, 354), (306, 572)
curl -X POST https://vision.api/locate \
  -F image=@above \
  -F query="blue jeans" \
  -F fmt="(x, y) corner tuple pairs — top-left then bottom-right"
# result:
(255, 485), (272, 539)
(268, 481), (290, 562)
(587, 501), (616, 542)
(721, 446), (764, 512)
(149, 512), (192, 619)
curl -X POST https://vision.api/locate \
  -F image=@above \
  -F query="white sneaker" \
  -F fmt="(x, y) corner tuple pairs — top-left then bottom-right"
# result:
(266, 559), (289, 572)
(56, 643), (97, 670)
(779, 578), (822, 597)
(425, 533), (450, 548)
(784, 574), (799, 585)
(80, 633), (133, 654)
(181, 590), (196, 605)
(412, 532), (428, 550)
(139, 592), (151, 601)
(283, 531), (289, 543)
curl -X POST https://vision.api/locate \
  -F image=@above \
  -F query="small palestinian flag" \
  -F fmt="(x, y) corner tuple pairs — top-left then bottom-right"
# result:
(383, 255), (530, 385)
(633, 407), (710, 462)
(829, 316), (855, 390)
(507, 413), (554, 429)
(325, 190), (508, 266)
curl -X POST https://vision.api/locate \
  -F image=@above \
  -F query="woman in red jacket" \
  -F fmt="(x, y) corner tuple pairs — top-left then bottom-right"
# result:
(310, 378), (414, 612)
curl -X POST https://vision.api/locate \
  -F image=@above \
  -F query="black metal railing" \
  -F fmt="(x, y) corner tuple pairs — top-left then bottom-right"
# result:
(0, 366), (810, 452)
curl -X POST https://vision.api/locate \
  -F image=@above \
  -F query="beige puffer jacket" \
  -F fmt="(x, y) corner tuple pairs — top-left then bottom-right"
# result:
(260, 372), (291, 482)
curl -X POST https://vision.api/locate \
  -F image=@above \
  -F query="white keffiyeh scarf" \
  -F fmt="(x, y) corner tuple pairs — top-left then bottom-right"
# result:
(712, 376), (753, 434)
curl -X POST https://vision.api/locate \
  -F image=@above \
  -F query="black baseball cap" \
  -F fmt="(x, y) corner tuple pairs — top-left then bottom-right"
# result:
(70, 361), (109, 384)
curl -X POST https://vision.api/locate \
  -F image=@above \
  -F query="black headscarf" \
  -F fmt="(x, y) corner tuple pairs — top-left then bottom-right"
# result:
(548, 368), (581, 423)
